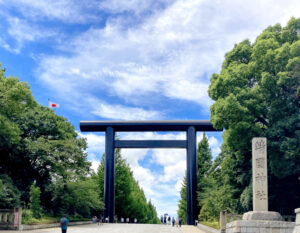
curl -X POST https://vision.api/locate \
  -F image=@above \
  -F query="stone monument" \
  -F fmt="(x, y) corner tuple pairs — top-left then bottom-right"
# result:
(252, 137), (268, 211)
(243, 137), (282, 221)
(226, 137), (295, 233)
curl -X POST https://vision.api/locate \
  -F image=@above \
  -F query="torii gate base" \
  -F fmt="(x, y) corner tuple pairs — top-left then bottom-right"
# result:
(80, 120), (220, 225)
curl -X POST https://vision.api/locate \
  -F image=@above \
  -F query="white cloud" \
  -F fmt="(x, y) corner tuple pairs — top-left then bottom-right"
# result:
(161, 159), (186, 182)
(175, 179), (184, 193)
(0, 0), (99, 23)
(152, 149), (185, 167)
(99, 0), (168, 15)
(5, 17), (57, 51)
(121, 149), (149, 167)
(92, 103), (163, 120)
(0, 38), (17, 53)
(131, 166), (156, 196)
(208, 136), (221, 158)
(119, 131), (185, 140)
(91, 160), (100, 173)
(78, 132), (105, 154)
(208, 136), (218, 147)
(36, 0), (300, 115)
(7, 17), (54, 42)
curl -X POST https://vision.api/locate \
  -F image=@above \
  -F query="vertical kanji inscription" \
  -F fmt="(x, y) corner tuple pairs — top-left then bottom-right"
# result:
(252, 137), (268, 211)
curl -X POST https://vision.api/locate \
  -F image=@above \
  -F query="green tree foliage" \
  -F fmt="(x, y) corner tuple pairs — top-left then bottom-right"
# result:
(208, 17), (300, 215)
(147, 200), (160, 224)
(96, 149), (159, 223)
(198, 146), (239, 220)
(0, 64), (103, 217)
(29, 181), (42, 218)
(197, 133), (212, 214)
(50, 178), (104, 217)
(178, 134), (213, 222)
(0, 64), (36, 145)
(177, 174), (187, 224)
(0, 174), (21, 209)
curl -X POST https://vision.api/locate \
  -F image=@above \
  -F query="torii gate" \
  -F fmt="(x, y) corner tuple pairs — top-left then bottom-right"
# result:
(80, 120), (220, 225)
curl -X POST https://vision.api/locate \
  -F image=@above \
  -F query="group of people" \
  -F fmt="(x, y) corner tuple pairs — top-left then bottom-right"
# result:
(160, 215), (182, 227)
(91, 216), (138, 224)
(92, 215), (106, 224)
(120, 217), (138, 223)
(59, 214), (181, 233)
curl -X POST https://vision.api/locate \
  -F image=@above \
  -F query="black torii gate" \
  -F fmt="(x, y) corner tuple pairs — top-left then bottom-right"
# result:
(80, 120), (220, 225)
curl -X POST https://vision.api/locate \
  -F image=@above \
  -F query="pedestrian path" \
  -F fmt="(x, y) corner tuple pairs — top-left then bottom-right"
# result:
(0, 223), (210, 233)
(181, 225), (208, 233)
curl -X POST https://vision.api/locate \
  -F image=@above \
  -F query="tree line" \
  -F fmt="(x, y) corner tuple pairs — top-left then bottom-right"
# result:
(178, 17), (300, 223)
(95, 149), (160, 223)
(0, 67), (159, 222)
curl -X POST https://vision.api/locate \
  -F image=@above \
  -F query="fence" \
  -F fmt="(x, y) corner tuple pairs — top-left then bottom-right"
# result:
(0, 208), (22, 230)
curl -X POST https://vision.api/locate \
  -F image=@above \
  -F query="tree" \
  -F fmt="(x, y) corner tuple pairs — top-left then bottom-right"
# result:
(0, 62), (103, 218)
(0, 64), (36, 146)
(29, 181), (42, 218)
(147, 200), (160, 224)
(51, 178), (104, 217)
(208, 17), (300, 214)
(10, 106), (91, 213)
(178, 134), (213, 222)
(96, 149), (159, 223)
(0, 174), (21, 209)
(197, 133), (213, 214)
(177, 174), (187, 224)
(198, 145), (239, 220)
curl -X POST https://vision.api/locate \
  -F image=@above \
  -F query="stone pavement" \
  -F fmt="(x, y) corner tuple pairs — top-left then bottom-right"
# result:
(181, 225), (207, 233)
(0, 223), (208, 233)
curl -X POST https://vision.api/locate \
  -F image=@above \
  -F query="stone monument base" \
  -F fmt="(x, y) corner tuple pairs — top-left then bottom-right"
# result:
(226, 220), (295, 233)
(243, 211), (283, 221)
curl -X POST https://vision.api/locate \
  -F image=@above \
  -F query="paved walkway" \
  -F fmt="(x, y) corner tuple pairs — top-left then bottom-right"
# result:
(181, 225), (207, 233)
(0, 223), (208, 233)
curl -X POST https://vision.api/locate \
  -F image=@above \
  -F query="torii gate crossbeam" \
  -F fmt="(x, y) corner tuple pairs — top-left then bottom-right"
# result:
(80, 120), (221, 225)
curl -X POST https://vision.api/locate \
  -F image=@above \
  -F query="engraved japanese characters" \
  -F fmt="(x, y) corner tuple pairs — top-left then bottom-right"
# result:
(252, 137), (268, 211)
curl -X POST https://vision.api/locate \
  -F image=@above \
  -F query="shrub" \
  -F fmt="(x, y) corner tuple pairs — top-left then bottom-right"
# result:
(29, 181), (42, 218)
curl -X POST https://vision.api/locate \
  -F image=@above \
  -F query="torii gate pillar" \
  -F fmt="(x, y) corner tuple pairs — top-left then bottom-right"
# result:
(104, 126), (115, 223)
(187, 126), (197, 225)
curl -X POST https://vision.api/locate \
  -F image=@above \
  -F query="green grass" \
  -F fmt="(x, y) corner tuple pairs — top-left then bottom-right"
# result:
(22, 216), (58, 225)
(199, 221), (220, 229)
(22, 209), (90, 225)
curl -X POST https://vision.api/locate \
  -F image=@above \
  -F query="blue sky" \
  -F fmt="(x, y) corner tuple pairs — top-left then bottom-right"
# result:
(1, 0), (299, 217)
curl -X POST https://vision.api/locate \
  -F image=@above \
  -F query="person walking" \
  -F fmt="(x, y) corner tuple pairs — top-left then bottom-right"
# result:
(172, 217), (175, 227)
(98, 215), (102, 225)
(178, 217), (182, 227)
(60, 216), (69, 233)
